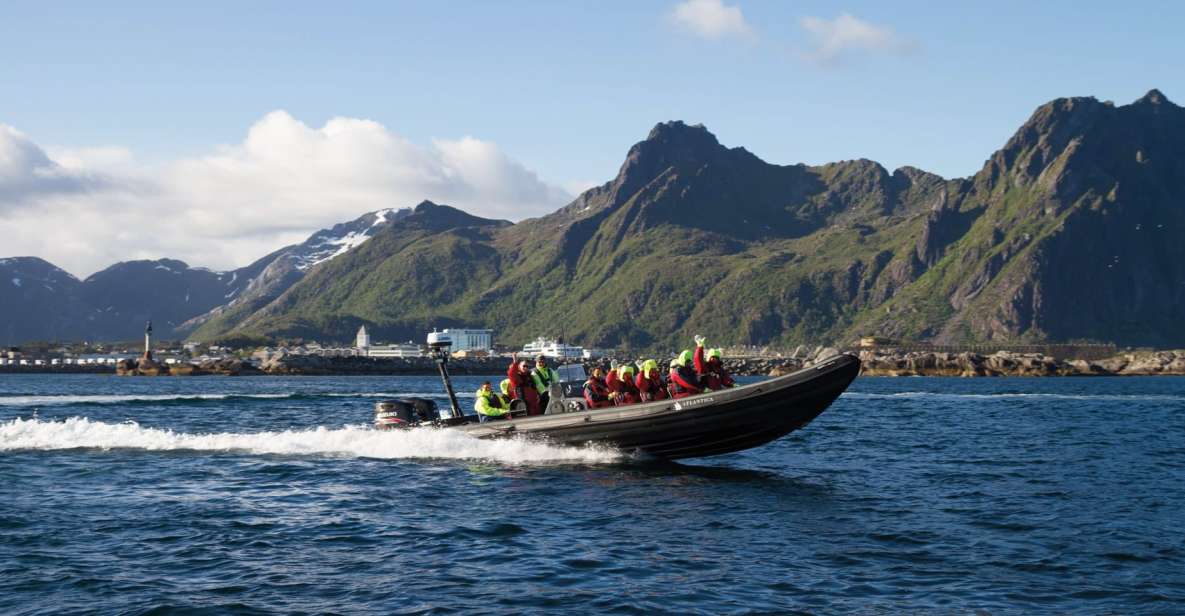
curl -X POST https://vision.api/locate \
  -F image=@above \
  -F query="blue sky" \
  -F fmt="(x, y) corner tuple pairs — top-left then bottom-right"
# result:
(1, 0), (1181, 275)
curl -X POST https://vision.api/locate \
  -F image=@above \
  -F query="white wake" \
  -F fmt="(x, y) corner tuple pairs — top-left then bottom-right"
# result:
(0, 392), (459, 406)
(0, 417), (622, 465)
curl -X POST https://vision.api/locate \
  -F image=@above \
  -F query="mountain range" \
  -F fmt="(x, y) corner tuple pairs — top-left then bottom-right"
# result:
(3, 89), (1183, 349)
(1, 208), (410, 343)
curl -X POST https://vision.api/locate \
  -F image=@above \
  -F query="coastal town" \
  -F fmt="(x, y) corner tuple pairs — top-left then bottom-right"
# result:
(4, 326), (1184, 377)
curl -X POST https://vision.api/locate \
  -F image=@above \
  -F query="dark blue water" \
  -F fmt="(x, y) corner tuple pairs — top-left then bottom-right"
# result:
(2, 374), (1184, 614)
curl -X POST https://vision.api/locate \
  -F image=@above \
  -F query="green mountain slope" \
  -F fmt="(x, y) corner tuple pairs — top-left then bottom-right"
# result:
(850, 90), (1185, 346)
(201, 90), (1185, 350)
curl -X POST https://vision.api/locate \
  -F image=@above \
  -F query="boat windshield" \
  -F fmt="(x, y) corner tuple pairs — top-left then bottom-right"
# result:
(556, 363), (587, 383)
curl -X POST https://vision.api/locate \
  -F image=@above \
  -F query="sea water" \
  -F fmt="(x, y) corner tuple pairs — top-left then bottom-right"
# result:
(1, 374), (1183, 614)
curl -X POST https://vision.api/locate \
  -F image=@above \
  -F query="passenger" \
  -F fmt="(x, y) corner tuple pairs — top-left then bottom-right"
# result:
(507, 354), (541, 416)
(583, 367), (612, 409)
(474, 380), (510, 423)
(608, 364), (640, 405)
(668, 349), (703, 399)
(635, 359), (668, 402)
(531, 355), (561, 410)
(694, 338), (736, 390)
(604, 363), (622, 402)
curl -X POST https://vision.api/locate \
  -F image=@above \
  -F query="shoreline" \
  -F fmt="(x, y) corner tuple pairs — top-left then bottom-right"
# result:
(3, 349), (1184, 377)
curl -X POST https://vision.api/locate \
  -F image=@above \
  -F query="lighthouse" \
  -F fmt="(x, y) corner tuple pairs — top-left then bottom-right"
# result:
(143, 320), (153, 360)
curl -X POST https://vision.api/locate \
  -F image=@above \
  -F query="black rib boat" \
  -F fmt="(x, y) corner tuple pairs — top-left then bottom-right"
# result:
(376, 344), (861, 460)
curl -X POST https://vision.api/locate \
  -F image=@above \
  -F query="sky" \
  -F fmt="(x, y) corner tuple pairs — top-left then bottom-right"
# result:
(1, 0), (1181, 277)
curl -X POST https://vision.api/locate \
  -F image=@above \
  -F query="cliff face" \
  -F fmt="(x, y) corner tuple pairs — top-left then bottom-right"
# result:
(853, 90), (1185, 346)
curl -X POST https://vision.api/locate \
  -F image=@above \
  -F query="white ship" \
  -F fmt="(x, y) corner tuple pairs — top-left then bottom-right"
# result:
(521, 337), (585, 360)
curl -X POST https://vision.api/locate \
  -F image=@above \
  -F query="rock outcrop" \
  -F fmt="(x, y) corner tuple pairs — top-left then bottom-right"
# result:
(116, 356), (256, 376)
(857, 349), (1185, 376)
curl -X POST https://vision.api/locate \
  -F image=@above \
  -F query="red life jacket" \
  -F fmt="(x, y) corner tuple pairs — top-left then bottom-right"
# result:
(583, 377), (611, 408)
(669, 365), (703, 398)
(608, 369), (640, 405)
(635, 370), (668, 401)
(702, 359), (735, 390)
(507, 363), (541, 415)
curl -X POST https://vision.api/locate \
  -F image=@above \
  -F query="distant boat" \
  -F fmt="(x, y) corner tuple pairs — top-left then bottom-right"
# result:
(521, 337), (586, 360)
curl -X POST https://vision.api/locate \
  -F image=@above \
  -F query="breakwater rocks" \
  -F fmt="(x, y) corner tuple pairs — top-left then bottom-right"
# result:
(258, 354), (504, 375)
(857, 349), (1185, 377)
(116, 357), (258, 377)
(102, 348), (1185, 377)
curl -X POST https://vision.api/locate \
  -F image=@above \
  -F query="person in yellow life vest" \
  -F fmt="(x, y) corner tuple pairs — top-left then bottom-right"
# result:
(474, 380), (510, 423)
(531, 355), (561, 409)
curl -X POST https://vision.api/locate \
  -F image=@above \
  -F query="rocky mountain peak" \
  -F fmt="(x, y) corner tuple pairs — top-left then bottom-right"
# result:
(0, 256), (80, 286)
(1133, 88), (1171, 107)
(605, 121), (738, 209)
(413, 199), (441, 213)
(398, 200), (509, 232)
(635, 121), (724, 168)
(644, 120), (719, 148)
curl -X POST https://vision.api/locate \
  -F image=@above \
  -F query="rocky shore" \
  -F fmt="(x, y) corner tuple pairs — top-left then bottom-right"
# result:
(115, 356), (259, 377)
(195, 348), (1185, 377)
(9, 348), (1185, 378)
(855, 349), (1185, 377)
(258, 354), (504, 376)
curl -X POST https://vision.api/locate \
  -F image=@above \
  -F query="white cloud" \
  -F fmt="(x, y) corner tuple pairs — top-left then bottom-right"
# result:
(0, 125), (107, 203)
(669, 0), (752, 40)
(798, 13), (914, 66)
(0, 113), (573, 277)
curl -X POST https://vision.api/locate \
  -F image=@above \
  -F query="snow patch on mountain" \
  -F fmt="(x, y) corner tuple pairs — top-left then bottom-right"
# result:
(294, 207), (409, 271)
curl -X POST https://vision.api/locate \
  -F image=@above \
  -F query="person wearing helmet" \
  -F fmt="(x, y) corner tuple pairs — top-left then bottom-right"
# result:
(583, 367), (612, 409)
(474, 380), (510, 423)
(635, 359), (668, 402)
(694, 338), (735, 390)
(607, 364), (640, 405)
(507, 353), (541, 415)
(668, 347), (704, 399)
(604, 363), (622, 403)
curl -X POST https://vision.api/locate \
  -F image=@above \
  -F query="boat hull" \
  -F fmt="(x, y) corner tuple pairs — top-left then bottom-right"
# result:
(452, 353), (861, 460)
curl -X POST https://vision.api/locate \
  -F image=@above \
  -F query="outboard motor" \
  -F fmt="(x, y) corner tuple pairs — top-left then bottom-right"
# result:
(374, 398), (439, 430)
(374, 329), (467, 429)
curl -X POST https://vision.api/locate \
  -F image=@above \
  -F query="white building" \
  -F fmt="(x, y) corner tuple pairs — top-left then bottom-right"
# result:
(522, 337), (585, 360)
(441, 328), (493, 352)
(355, 326), (371, 350)
(367, 343), (424, 358)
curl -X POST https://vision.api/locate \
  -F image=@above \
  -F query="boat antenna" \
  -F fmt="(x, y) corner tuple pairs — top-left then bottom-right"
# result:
(427, 331), (464, 423)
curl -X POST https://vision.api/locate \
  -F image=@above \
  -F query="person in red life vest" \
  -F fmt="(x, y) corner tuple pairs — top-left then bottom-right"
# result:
(604, 364), (622, 403)
(607, 364), (640, 405)
(507, 353), (541, 415)
(693, 337), (736, 390)
(668, 349), (703, 399)
(583, 367), (612, 409)
(705, 348), (736, 389)
(635, 359), (668, 402)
